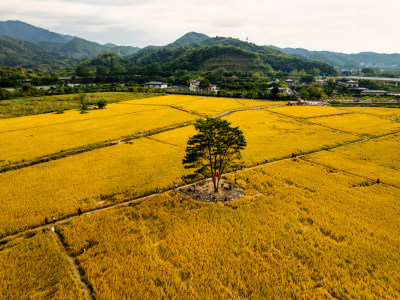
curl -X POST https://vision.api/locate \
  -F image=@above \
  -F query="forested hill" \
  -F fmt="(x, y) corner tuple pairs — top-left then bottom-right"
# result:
(124, 37), (338, 75)
(165, 32), (210, 48)
(0, 35), (76, 71)
(38, 38), (140, 59)
(272, 46), (400, 71)
(0, 20), (74, 43)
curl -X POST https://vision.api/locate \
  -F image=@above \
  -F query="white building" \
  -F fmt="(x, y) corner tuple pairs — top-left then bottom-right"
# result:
(339, 80), (359, 88)
(189, 80), (217, 93)
(144, 82), (168, 89)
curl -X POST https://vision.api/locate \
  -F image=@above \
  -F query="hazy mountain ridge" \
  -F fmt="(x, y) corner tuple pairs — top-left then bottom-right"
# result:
(271, 46), (400, 70)
(38, 38), (140, 58)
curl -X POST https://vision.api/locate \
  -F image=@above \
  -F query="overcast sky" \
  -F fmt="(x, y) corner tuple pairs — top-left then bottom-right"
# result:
(1, 0), (399, 53)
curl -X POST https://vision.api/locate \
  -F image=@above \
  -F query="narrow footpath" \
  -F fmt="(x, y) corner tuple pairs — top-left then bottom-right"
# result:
(51, 228), (94, 300)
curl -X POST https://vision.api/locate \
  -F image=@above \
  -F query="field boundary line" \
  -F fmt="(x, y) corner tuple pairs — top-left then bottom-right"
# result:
(299, 158), (400, 189)
(1, 130), (399, 241)
(51, 228), (94, 300)
(304, 112), (355, 119)
(263, 108), (365, 137)
(0, 106), (167, 135)
(0, 105), (281, 174)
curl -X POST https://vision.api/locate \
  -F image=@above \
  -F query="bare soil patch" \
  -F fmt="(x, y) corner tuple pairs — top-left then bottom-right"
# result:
(178, 179), (244, 203)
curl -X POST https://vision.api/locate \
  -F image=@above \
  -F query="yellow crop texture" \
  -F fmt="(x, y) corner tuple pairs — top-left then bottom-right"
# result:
(304, 134), (400, 187)
(0, 92), (159, 119)
(267, 105), (352, 118)
(0, 138), (189, 237)
(123, 95), (285, 116)
(0, 107), (196, 165)
(224, 109), (359, 165)
(0, 229), (84, 299)
(178, 97), (285, 116)
(0, 103), (160, 133)
(339, 107), (400, 122)
(33, 92), (157, 103)
(58, 160), (400, 299)
(152, 110), (359, 166)
(122, 95), (198, 106)
(308, 113), (400, 136)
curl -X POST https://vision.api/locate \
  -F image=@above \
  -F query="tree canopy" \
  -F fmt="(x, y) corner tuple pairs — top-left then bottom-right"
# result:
(182, 117), (246, 192)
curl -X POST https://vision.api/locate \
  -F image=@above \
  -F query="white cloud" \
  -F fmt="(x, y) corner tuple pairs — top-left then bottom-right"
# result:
(0, 0), (399, 52)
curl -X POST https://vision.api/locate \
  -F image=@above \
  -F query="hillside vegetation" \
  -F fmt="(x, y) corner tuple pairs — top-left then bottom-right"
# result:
(0, 35), (76, 70)
(0, 20), (74, 43)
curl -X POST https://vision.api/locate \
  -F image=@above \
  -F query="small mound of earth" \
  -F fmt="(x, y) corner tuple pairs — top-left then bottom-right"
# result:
(178, 179), (244, 203)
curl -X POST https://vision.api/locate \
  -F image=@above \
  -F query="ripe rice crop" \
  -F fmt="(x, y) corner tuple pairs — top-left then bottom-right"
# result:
(32, 92), (158, 103)
(0, 229), (84, 299)
(0, 103), (161, 134)
(122, 95), (199, 106)
(266, 105), (352, 118)
(303, 134), (400, 187)
(339, 107), (400, 122)
(308, 113), (400, 136)
(0, 92), (158, 119)
(57, 160), (400, 299)
(178, 97), (285, 116)
(152, 110), (359, 167)
(0, 106), (196, 166)
(123, 95), (285, 116)
(225, 110), (359, 165)
(0, 138), (190, 237)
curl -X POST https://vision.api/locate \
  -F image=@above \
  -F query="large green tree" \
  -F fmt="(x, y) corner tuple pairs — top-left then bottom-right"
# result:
(199, 79), (211, 91)
(183, 118), (246, 192)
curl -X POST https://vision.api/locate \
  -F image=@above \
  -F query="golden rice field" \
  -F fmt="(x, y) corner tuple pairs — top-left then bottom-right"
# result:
(0, 138), (190, 237)
(304, 134), (400, 187)
(152, 109), (360, 166)
(57, 159), (400, 299)
(309, 113), (400, 136)
(266, 105), (352, 118)
(178, 97), (285, 116)
(225, 110), (360, 165)
(0, 92), (158, 119)
(0, 106), (196, 166)
(0, 229), (84, 299)
(0, 103), (160, 133)
(32, 92), (157, 103)
(339, 106), (400, 121)
(1, 96), (400, 299)
(124, 95), (286, 116)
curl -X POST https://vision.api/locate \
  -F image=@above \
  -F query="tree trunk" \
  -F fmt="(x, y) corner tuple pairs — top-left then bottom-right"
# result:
(212, 176), (218, 192)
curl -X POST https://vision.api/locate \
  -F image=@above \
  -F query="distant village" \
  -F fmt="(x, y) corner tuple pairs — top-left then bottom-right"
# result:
(143, 77), (399, 105)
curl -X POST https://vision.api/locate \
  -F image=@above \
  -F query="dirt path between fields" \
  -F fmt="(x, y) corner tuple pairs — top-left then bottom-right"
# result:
(51, 228), (93, 300)
(0, 105), (283, 174)
(2, 130), (399, 242)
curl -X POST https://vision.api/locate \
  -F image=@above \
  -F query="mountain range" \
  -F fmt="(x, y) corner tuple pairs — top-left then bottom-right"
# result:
(270, 46), (400, 71)
(0, 20), (399, 73)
